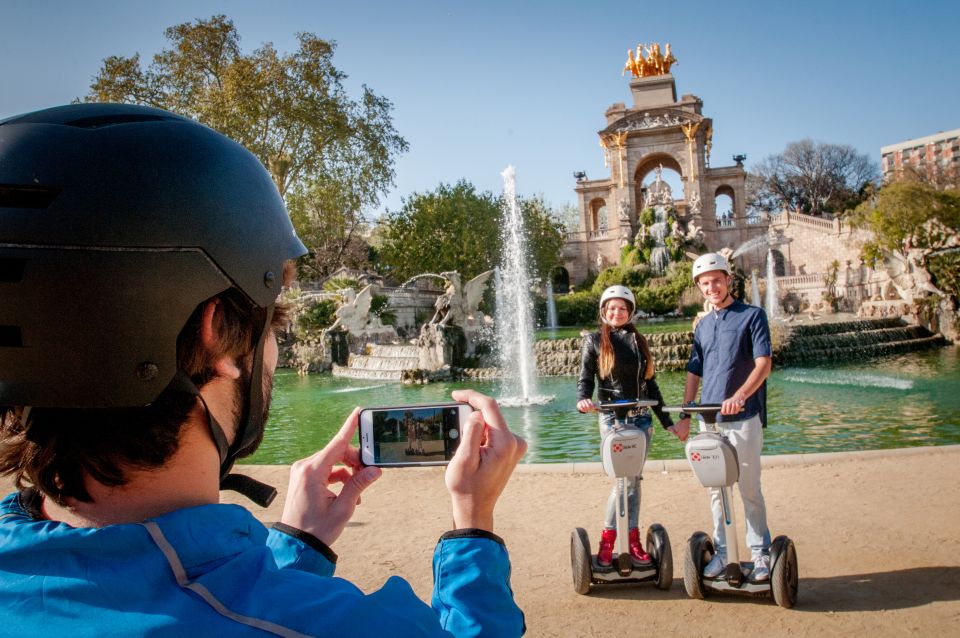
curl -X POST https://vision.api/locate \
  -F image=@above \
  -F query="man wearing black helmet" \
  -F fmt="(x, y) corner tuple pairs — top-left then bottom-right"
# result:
(0, 104), (526, 636)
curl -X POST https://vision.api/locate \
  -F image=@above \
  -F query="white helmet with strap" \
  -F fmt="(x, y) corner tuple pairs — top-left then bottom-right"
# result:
(599, 285), (635, 311)
(692, 252), (732, 282)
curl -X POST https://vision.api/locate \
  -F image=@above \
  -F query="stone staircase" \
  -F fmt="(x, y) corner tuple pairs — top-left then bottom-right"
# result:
(535, 332), (695, 376)
(533, 318), (947, 377)
(774, 318), (946, 365)
(332, 344), (420, 380)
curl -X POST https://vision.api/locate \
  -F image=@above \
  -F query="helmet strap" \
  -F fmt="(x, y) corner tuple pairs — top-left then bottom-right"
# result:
(168, 304), (278, 508)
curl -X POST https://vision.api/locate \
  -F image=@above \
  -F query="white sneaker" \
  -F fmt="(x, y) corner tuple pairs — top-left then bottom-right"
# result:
(751, 553), (770, 581)
(703, 551), (727, 578)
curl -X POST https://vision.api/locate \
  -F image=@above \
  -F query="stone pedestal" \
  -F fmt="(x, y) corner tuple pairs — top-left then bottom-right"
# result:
(417, 324), (466, 371)
(629, 74), (677, 108)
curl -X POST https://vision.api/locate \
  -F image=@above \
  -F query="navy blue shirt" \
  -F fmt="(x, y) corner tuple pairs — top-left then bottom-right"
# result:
(686, 299), (772, 426)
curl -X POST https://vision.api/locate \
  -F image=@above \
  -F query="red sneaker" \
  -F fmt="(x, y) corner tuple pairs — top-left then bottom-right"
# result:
(629, 528), (652, 566)
(597, 529), (616, 566)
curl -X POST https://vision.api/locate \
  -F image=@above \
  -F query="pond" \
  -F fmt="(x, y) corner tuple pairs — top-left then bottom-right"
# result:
(248, 346), (960, 464)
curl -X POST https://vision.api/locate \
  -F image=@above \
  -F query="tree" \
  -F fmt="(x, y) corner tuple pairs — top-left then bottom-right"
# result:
(375, 181), (565, 284)
(86, 15), (407, 277)
(749, 139), (878, 216)
(851, 181), (960, 300)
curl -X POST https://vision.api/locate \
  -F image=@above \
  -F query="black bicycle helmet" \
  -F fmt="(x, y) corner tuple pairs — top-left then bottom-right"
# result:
(0, 103), (307, 504)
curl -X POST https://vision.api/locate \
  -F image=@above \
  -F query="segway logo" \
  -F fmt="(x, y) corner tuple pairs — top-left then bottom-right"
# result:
(691, 452), (702, 462)
(613, 443), (623, 453)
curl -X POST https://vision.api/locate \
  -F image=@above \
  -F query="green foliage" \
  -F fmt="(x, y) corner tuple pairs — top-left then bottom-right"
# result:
(296, 299), (337, 336)
(322, 276), (359, 292)
(639, 207), (656, 226)
(852, 182), (960, 302)
(851, 182), (960, 252)
(592, 266), (649, 293)
(85, 15), (408, 280)
(620, 245), (648, 268)
(822, 260), (841, 311)
(556, 291), (599, 326)
(371, 294), (396, 325)
(632, 261), (693, 315)
(929, 252), (960, 301)
(375, 181), (565, 284)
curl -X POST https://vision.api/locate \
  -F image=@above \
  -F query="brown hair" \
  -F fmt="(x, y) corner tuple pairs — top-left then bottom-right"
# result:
(597, 300), (655, 382)
(0, 282), (291, 503)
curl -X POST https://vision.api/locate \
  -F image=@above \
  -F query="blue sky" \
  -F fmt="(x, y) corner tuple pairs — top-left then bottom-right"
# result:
(3, 0), (958, 217)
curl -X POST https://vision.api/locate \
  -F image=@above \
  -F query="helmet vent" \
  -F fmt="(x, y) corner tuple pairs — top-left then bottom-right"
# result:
(0, 185), (60, 209)
(0, 259), (25, 283)
(0, 326), (22, 348)
(61, 113), (170, 129)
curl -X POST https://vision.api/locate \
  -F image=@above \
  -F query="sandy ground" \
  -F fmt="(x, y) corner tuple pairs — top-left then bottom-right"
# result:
(5, 446), (957, 635)
(224, 446), (960, 637)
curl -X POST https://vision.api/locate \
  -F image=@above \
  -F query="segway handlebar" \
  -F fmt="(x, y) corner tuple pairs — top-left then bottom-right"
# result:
(662, 404), (723, 424)
(595, 399), (659, 420)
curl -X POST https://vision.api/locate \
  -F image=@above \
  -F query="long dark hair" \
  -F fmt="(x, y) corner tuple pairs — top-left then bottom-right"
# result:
(598, 300), (655, 381)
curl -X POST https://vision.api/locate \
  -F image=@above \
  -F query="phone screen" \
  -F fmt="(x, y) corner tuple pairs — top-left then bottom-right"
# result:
(367, 405), (463, 465)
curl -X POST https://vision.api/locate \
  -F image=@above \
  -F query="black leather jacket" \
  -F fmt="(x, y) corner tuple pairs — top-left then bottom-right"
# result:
(577, 328), (674, 430)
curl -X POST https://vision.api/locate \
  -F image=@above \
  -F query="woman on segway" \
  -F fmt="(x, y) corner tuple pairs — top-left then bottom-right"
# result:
(576, 285), (675, 568)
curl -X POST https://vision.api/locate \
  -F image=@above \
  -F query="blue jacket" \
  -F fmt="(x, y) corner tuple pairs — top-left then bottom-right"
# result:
(0, 490), (524, 637)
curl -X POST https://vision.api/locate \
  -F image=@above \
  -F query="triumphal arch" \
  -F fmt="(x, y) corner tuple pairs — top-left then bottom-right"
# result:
(562, 43), (765, 284)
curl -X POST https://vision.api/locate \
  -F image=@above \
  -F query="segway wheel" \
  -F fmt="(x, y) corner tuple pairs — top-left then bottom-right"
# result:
(646, 524), (673, 590)
(684, 532), (712, 599)
(570, 528), (593, 595)
(770, 536), (798, 609)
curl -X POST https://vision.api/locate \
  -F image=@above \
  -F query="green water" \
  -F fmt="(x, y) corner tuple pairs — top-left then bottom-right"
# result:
(249, 346), (960, 464)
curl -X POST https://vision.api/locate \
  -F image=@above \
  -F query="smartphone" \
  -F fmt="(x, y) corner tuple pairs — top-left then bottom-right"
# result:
(359, 402), (472, 467)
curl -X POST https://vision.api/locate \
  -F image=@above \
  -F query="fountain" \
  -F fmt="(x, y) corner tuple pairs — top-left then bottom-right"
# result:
(765, 248), (780, 320)
(750, 269), (762, 307)
(496, 166), (551, 406)
(545, 282), (558, 329)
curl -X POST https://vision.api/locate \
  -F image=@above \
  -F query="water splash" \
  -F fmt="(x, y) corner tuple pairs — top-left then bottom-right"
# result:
(751, 271), (762, 307)
(496, 166), (552, 406)
(329, 383), (389, 394)
(731, 234), (770, 259)
(781, 369), (914, 390)
(545, 281), (558, 329)
(765, 248), (779, 320)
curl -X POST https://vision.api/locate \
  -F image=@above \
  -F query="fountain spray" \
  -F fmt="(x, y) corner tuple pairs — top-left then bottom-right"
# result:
(496, 166), (538, 403)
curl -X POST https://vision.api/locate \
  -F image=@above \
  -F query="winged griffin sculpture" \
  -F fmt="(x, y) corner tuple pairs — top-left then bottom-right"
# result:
(325, 285), (374, 334)
(430, 270), (494, 327)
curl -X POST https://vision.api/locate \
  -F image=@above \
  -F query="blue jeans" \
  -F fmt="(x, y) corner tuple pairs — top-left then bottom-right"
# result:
(599, 412), (652, 529)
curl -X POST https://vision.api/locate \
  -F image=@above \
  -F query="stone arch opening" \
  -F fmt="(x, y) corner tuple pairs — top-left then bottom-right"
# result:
(634, 154), (684, 209)
(589, 198), (607, 234)
(770, 249), (786, 277)
(715, 185), (735, 227)
(551, 267), (570, 294)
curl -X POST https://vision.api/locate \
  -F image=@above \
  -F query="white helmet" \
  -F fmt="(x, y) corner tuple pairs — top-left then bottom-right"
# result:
(599, 285), (635, 311)
(692, 252), (732, 282)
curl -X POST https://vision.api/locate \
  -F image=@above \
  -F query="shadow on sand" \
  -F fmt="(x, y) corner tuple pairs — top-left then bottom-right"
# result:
(579, 567), (960, 611)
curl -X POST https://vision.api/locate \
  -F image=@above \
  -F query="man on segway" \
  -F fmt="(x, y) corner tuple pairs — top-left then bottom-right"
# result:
(672, 253), (774, 581)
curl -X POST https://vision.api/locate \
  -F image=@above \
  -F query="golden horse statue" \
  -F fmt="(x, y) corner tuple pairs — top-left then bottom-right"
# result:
(623, 41), (676, 78)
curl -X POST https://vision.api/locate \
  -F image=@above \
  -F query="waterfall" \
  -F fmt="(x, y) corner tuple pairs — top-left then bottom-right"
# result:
(545, 281), (558, 329)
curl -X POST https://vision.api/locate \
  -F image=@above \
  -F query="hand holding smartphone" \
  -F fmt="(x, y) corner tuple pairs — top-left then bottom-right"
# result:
(359, 402), (472, 467)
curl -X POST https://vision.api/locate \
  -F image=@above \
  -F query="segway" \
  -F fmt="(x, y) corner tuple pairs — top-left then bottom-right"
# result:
(570, 399), (673, 595)
(664, 404), (798, 608)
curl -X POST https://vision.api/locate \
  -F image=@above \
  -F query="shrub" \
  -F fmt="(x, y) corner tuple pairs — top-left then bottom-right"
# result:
(296, 299), (338, 337)
(556, 290), (599, 325)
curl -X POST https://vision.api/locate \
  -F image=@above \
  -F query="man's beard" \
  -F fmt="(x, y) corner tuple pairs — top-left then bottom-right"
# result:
(230, 364), (275, 459)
